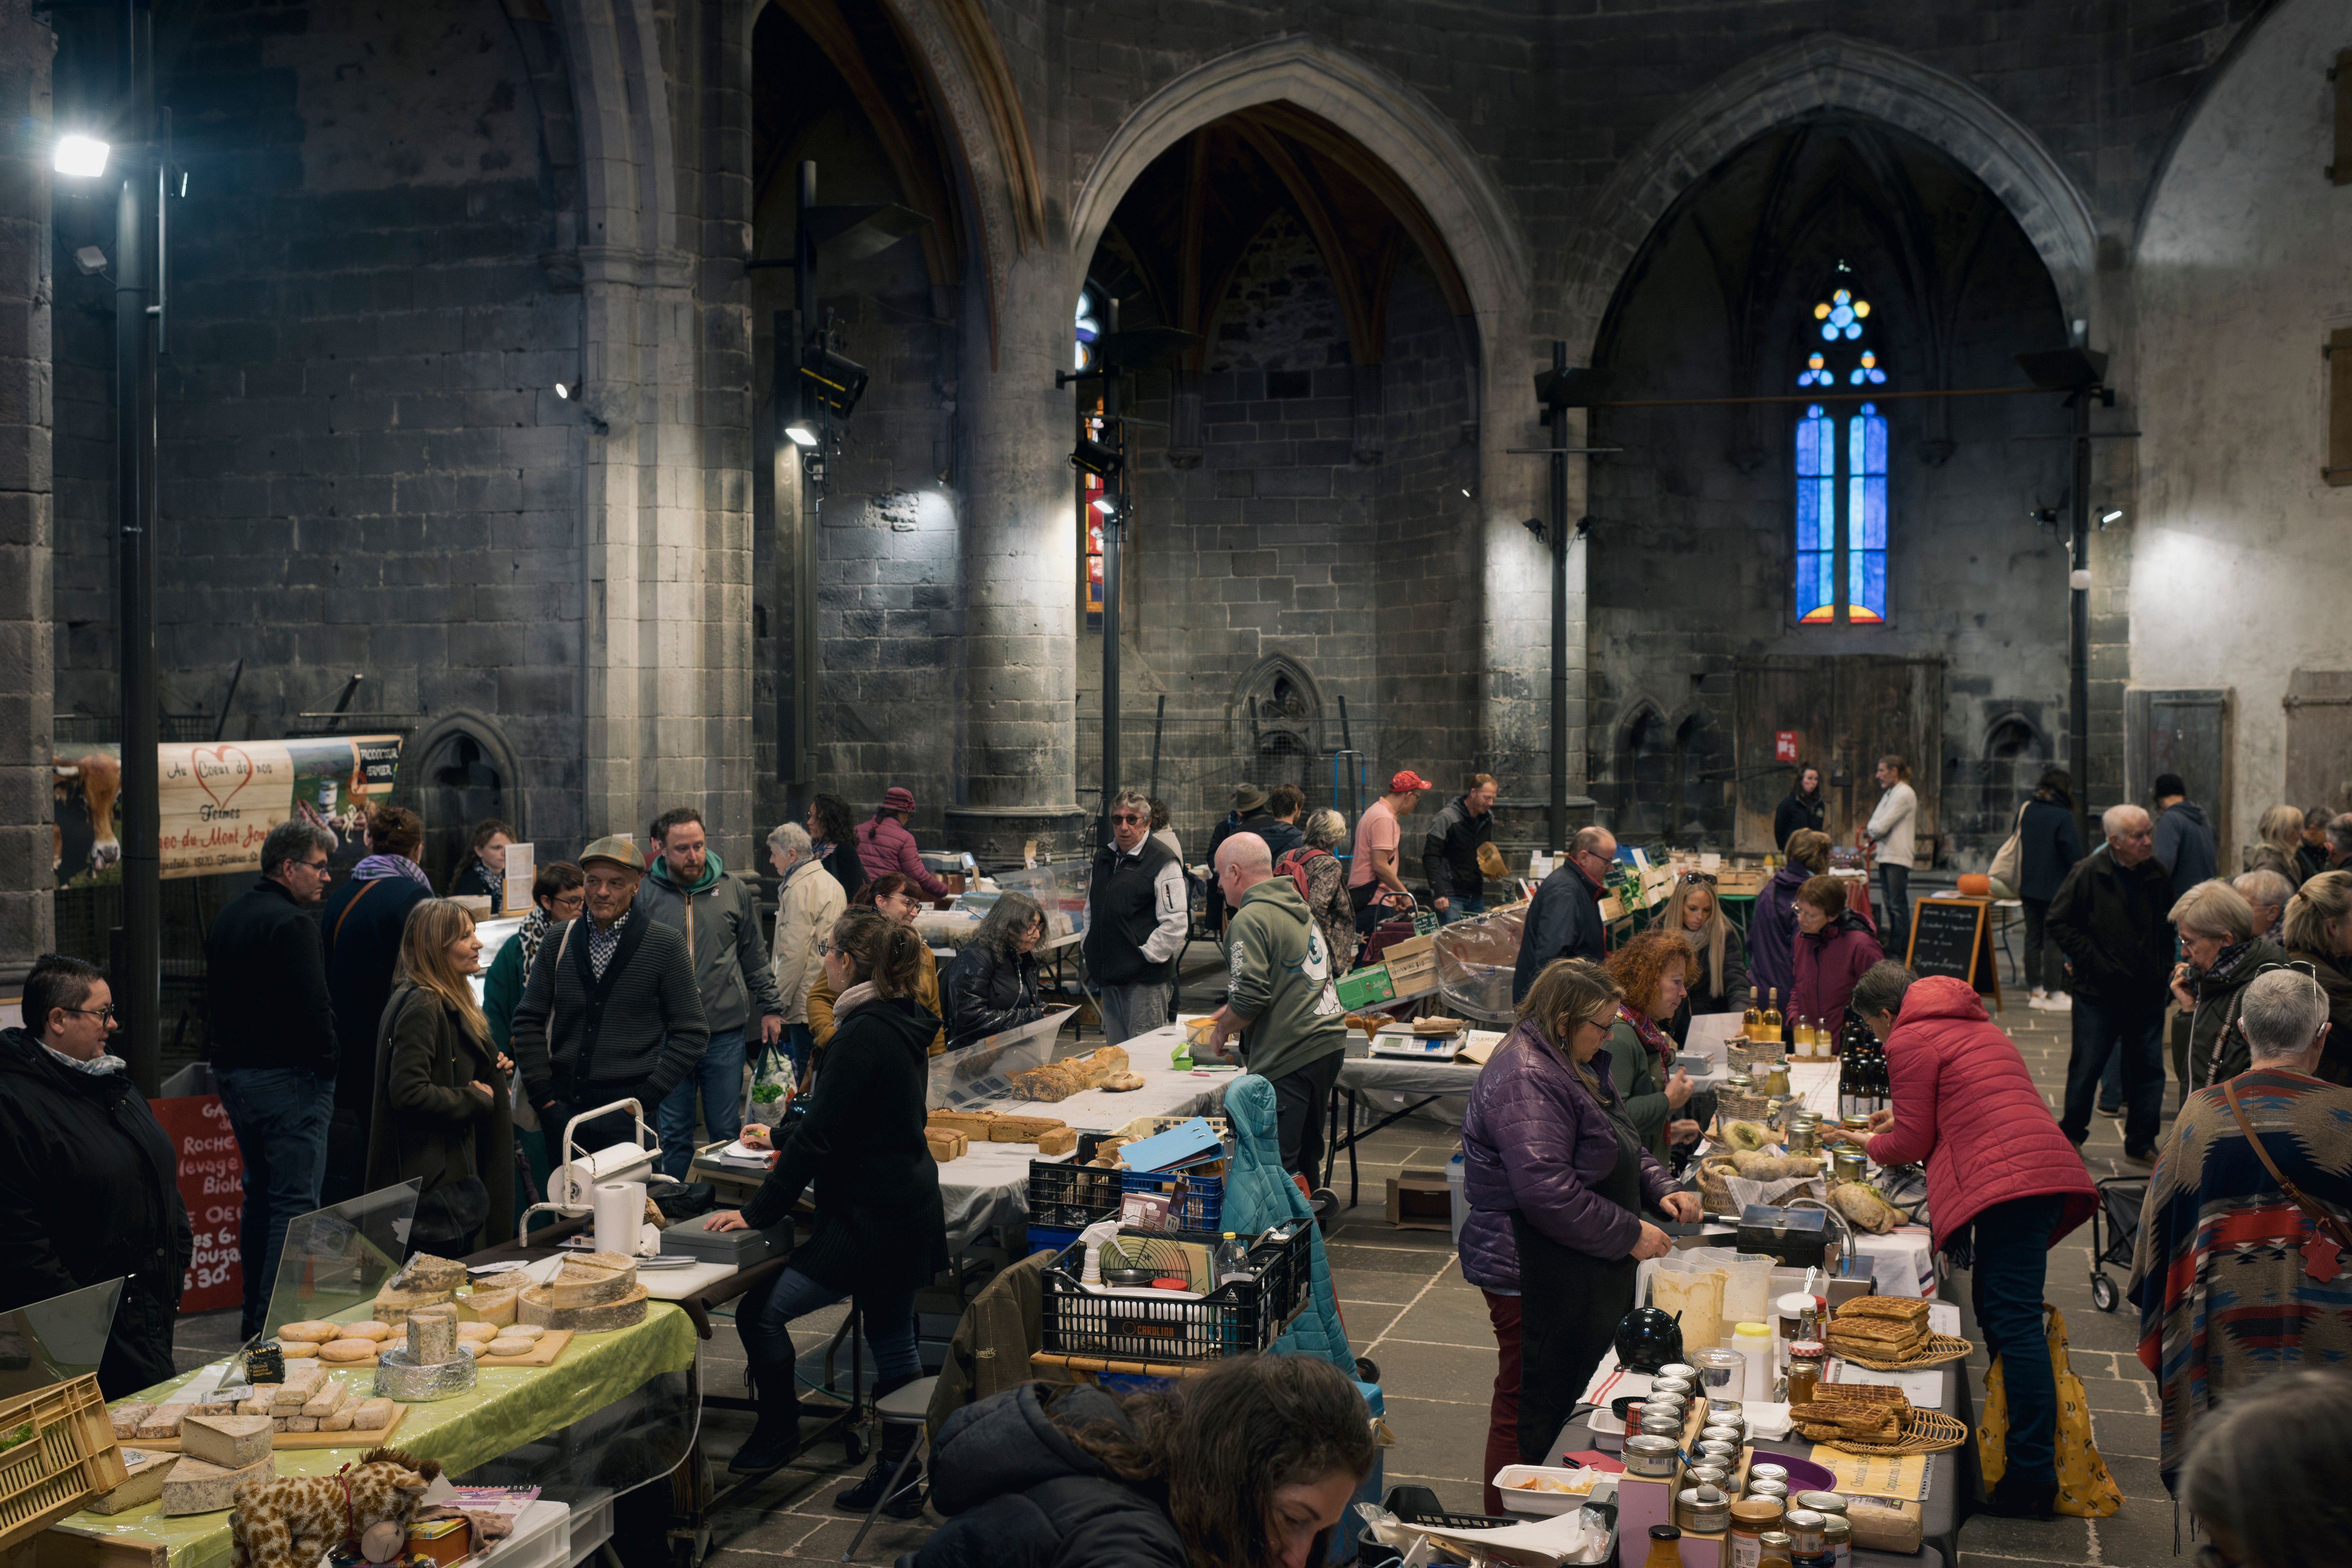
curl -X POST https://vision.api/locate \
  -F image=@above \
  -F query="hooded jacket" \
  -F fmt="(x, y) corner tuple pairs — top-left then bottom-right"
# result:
(2016, 795), (2085, 903)
(742, 991), (947, 1293)
(2153, 799), (2219, 902)
(1863, 976), (2095, 1249)
(0, 1027), (192, 1397)
(1459, 1019), (1678, 1293)
(909, 1382), (1186, 1568)
(639, 850), (784, 1037)
(857, 813), (949, 898)
(1747, 864), (1811, 1004)
(1223, 876), (1347, 1085)
(1221, 1073), (1352, 1372)
(1791, 909), (1882, 1031)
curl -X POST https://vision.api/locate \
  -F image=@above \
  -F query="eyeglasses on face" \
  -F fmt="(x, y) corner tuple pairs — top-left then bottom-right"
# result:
(64, 1003), (116, 1021)
(1681, 871), (1718, 886)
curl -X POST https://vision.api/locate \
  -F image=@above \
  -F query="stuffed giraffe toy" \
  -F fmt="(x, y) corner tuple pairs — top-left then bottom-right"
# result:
(227, 1446), (443, 1568)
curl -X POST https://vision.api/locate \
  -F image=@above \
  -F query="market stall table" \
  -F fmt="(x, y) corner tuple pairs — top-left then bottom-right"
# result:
(1321, 1046), (1486, 1209)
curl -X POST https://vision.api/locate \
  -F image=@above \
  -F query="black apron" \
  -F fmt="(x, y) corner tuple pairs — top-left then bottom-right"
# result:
(1512, 1102), (1647, 1464)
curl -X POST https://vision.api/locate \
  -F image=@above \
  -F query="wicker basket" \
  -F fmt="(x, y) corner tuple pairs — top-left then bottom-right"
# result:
(0, 1374), (126, 1552)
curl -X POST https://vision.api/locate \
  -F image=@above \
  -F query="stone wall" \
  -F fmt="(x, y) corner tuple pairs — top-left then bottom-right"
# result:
(0, 0), (49, 984)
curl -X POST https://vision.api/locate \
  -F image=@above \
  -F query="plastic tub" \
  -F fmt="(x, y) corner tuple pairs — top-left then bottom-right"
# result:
(1491, 1465), (1616, 1517)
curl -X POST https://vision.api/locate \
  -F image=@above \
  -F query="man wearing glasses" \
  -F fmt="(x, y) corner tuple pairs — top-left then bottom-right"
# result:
(203, 818), (341, 1339)
(0, 952), (192, 1396)
(1083, 788), (1188, 1045)
(1511, 825), (1617, 1004)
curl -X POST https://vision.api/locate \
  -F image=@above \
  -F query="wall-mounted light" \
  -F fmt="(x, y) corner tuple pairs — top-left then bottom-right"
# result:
(1091, 494), (1122, 517)
(784, 419), (818, 448)
(54, 135), (109, 178)
(2068, 568), (2092, 591)
(554, 382), (570, 399)
(1070, 436), (1123, 481)
(72, 246), (107, 276)
(2100, 508), (2124, 527)
(1459, 482), (1478, 499)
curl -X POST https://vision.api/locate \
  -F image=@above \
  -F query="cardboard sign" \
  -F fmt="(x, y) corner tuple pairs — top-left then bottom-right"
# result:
(1776, 730), (1800, 762)
(502, 841), (535, 918)
(152, 1094), (244, 1313)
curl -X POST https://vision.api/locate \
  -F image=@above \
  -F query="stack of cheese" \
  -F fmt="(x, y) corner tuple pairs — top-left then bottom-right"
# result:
(159, 1413), (278, 1515)
(1826, 1296), (1931, 1363)
(1007, 1045), (1139, 1101)
(518, 1250), (646, 1332)
(926, 1109), (1076, 1156)
(373, 1251), (469, 1324)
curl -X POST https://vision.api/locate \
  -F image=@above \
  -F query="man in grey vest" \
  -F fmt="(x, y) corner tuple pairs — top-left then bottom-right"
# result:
(1083, 788), (1187, 1044)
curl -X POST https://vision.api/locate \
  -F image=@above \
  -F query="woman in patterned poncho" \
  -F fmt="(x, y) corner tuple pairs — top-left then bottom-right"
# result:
(2129, 967), (2352, 1488)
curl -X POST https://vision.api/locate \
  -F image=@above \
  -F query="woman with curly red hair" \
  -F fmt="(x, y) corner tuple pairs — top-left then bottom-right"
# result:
(1604, 930), (1698, 1161)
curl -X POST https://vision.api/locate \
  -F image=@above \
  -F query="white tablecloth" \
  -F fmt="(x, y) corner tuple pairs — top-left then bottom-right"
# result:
(1335, 1052), (1485, 1098)
(939, 1139), (1065, 1251)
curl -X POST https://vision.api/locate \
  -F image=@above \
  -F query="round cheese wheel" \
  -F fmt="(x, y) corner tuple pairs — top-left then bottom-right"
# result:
(455, 1322), (499, 1341)
(483, 1337), (535, 1358)
(278, 1341), (321, 1359)
(344, 1321), (394, 1341)
(501, 1324), (545, 1341)
(318, 1339), (377, 1363)
(278, 1321), (340, 1343)
(459, 1342), (485, 1358)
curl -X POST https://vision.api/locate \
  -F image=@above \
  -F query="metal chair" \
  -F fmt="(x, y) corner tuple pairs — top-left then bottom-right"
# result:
(840, 1373), (940, 1561)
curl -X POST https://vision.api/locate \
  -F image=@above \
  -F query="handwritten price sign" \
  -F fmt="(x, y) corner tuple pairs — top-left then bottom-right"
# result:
(151, 1094), (244, 1313)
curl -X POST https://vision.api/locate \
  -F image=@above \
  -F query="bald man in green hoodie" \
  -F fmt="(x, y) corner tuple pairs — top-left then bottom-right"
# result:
(1207, 832), (1350, 1180)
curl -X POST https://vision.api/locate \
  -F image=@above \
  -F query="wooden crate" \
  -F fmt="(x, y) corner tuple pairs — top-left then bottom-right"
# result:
(0, 1376), (126, 1554)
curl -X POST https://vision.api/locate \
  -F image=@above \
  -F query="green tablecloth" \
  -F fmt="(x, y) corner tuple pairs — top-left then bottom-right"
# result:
(53, 1304), (697, 1568)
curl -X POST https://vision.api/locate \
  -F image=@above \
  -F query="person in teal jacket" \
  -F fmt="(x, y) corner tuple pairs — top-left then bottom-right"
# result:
(483, 859), (583, 1225)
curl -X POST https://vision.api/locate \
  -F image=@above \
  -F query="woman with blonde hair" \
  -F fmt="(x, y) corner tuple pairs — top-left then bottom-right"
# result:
(2282, 869), (2352, 1084)
(1661, 873), (1749, 1044)
(2245, 803), (2311, 887)
(365, 898), (514, 1251)
(1458, 957), (1700, 1501)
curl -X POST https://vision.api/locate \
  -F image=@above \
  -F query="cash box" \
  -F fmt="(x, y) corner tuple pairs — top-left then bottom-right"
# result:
(660, 1216), (793, 1267)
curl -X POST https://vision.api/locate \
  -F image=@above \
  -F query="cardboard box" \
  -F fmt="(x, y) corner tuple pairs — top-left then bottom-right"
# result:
(1386, 1169), (1452, 1231)
(1335, 964), (1395, 1009)
(1381, 934), (1435, 992)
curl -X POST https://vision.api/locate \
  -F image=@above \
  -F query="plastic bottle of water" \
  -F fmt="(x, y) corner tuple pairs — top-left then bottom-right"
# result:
(1214, 1232), (1253, 1288)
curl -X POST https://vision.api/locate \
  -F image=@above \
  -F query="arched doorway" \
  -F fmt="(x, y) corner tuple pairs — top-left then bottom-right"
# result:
(403, 713), (525, 893)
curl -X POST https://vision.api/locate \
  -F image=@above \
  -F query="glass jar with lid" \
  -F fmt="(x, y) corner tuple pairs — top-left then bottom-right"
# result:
(1642, 1524), (1685, 1568)
(1783, 1506), (1828, 1555)
(1728, 1497), (1784, 1568)
(1820, 1515), (1853, 1568)
(1786, 1339), (1826, 1405)
(1758, 1530), (1796, 1568)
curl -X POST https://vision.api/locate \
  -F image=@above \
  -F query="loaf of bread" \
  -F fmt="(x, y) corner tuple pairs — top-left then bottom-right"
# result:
(927, 1109), (998, 1138)
(1008, 1046), (1131, 1103)
(985, 1114), (1070, 1143)
(1036, 1127), (1079, 1156)
(924, 1128), (969, 1161)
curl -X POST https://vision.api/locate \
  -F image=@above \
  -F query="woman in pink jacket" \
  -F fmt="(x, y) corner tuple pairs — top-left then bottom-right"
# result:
(1788, 875), (1881, 1035)
(1827, 965), (2094, 1521)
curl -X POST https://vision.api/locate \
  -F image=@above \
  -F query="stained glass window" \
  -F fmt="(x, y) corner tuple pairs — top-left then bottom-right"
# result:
(1077, 286), (1105, 626)
(1792, 282), (1890, 624)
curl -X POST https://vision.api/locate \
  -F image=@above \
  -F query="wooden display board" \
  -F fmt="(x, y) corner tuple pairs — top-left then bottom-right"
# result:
(1904, 897), (2001, 1011)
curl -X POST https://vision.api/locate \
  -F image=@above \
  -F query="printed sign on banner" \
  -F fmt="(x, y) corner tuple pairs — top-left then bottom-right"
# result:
(152, 1094), (245, 1313)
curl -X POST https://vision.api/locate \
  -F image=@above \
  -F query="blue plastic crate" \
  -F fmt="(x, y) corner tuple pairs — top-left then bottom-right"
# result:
(1026, 1223), (1084, 1258)
(1118, 1165), (1224, 1232)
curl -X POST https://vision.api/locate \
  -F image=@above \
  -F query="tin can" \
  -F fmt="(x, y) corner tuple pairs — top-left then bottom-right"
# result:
(1622, 1434), (1681, 1479)
(1655, 1363), (1700, 1384)
(1700, 1425), (1743, 1449)
(1678, 1485), (1733, 1533)
(1697, 1440), (1740, 1468)
(1748, 1463), (1789, 1486)
(1687, 1464), (1731, 1492)
(1640, 1415), (1684, 1439)
(1747, 1478), (1789, 1505)
(1792, 1492), (1848, 1517)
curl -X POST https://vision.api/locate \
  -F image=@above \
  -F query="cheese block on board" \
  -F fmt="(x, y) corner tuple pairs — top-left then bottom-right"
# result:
(161, 1453), (276, 1516)
(280, 1415), (318, 1433)
(86, 1449), (179, 1515)
(457, 1288), (518, 1327)
(545, 1256), (637, 1308)
(394, 1253), (471, 1292)
(135, 1403), (190, 1439)
(518, 1281), (649, 1332)
(109, 1403), (155, 1439)
(236, 1393), (276, 1417)
(470, 1269), (535, 1294)
(319, 1408), (356, 1432)
(407, 1305), (459, 1364)
(272, 1364), (327, 1406)
(179, 1412), (274, 1469)
(372, 1285), (456, 1324)
(302, 1379), (350, 1418)
(353, 1397), (395, 1430)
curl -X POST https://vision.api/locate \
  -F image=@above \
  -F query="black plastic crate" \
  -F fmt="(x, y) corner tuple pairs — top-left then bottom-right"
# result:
(1040, 1222), (1309, 1363)
(1027, 1160), (1123, 1229)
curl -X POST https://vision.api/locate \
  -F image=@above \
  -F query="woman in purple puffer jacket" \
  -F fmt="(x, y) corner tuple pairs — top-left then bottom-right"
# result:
(1459, 958), (1701, 1510)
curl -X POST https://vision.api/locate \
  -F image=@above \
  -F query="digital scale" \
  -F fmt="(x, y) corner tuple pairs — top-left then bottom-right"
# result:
(1367, 1027), (1462, 1061)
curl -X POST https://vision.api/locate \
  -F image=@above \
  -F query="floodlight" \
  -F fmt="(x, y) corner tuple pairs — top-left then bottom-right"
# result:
(1069, 436), (1123, 481)
(1091, 494), (1120, 517)
(54, 136), (109, 178)
(800, 346), (867, 417)
(784, 419), (819, 448)
(72, 246), (107, 276)
(554, 382), (570, 399)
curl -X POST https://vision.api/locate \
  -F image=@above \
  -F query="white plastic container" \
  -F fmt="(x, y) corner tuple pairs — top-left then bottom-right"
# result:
(480, 1500), (570, 1568)
(1733, 1320), (1775, 1403)
(1490, 1465), (1617, 1516)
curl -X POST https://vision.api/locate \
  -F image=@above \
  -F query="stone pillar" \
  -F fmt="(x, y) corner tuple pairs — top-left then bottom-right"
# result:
(0, 0), (52, 990)
(945, 252), (1085, 862)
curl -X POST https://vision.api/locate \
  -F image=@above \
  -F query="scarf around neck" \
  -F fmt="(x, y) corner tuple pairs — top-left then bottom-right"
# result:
(515, 906), (553, 973)
(1616, 1002), (1675, 1069)
(354, 853), (432, 887)
(833, 980), (879, 1021)
(2203, 938), (2258, 989)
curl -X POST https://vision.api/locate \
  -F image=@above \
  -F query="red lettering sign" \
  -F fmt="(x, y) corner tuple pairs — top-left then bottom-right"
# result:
(1775, 730), (1799, 762)
(151, 1094), (244, 1313)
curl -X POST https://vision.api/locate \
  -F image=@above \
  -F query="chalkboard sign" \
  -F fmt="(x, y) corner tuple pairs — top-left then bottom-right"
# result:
(1905, 896), (2002, 1009)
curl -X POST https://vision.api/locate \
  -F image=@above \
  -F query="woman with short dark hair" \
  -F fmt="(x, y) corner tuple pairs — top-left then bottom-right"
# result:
(915, 1352), (1377, 1568)
(808, 792), (866, 902)
(1774, 760), (1826, 849)
(942, 891), (1049, 1049)
(1790, 873), (1880, 1035)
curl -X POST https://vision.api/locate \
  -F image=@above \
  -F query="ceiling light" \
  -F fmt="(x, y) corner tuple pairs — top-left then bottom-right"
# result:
(554, 382), (570, 399)
(72, 246), (107, 276)
(784, 419), (818, 448)
(54, 135), (109, 178)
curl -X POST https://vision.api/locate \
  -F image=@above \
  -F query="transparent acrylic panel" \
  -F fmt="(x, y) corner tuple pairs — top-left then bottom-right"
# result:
(452, 1362), (699, 1509)
(263, 1179), (421, 1342)
(0, 1278), (123, 1401)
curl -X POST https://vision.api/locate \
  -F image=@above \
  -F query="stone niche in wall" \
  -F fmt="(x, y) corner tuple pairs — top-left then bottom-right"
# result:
(1230, 654), (1327, 796)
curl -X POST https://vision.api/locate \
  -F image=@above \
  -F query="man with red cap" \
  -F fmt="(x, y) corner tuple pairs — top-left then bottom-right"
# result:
(1349, 770), (1431, 934)
(856, 786), (949, 900)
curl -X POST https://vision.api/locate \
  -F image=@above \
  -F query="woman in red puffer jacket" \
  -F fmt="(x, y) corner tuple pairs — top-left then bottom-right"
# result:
(1827, 966), (2094, 1522)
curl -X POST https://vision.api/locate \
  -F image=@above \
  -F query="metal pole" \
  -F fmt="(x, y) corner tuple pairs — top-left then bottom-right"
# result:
(1148, 693), (1165, 801)
(1098, 300), (1123, 845)
(1548, 341), (1570, 855)
(2068, 387), (2092, 851)
(116, 0), (160, 1093)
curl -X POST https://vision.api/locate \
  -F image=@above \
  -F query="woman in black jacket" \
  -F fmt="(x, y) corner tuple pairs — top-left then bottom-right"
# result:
(943, 891), (1047, 1049)
(708, 914), (947, 1505)
(808, 791), (867, 904)
(446, 818), (512, 903)
(1774, 762), (1827, 849)
(2016, 768), (2085, 1010)
(915, 1353), (1376, 1568)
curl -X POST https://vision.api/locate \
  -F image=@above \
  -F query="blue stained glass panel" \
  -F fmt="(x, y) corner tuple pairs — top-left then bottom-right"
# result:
(1795, 408), (1837, 620)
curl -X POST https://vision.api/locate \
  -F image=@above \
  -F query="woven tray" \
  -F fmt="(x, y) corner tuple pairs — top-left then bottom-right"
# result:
(1801, 1407), (1969, 1456)
(1828, 1332), (1974, 1371)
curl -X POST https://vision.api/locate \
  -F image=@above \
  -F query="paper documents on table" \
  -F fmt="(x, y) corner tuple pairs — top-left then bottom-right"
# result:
(1361, 1500), (1605, 1568)
(1808, 1446), (1929, 1501)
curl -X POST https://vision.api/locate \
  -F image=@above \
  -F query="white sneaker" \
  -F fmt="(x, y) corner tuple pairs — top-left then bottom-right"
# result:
(2047, 993), (2072, 1011)
(2028, 991), (2058, 1011)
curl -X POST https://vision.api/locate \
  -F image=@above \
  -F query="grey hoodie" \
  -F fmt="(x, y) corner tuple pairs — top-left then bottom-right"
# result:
(1225, 876), (1348, 1084)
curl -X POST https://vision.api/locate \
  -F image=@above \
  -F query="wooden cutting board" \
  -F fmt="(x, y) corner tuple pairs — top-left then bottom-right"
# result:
(125, 1402), (408, 1453)
(292, 1329), (574, 1370)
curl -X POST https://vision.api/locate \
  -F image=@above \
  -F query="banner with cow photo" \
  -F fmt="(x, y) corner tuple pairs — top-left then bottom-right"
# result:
(54, 735), (403, 886)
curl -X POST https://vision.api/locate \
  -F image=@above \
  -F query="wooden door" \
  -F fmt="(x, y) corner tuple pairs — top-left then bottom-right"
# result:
(2126, 688), (2232, 864)
(1733, 657), (1944, 856)
(2285, 671), (2352, 816)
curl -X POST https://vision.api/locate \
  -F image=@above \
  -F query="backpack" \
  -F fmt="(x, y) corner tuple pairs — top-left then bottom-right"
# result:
(1275, 846), (1330, 904)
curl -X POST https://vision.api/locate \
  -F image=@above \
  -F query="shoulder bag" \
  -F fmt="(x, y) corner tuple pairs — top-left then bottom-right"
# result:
(1987, 800), (2027, 896)
(2222, 1075), (2352, 1279)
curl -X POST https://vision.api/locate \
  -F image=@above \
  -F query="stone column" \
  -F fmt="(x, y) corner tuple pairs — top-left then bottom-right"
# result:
(0, 0), (52, 991)
(945, 252), (1085, 861)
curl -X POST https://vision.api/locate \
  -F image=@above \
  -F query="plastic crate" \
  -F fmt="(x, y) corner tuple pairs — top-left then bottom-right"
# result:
(1026, 1223), (1084, 1257)
(1118, 1165), (1225, 1232)
(0, 1374), (124, 1553)
(1027, 1160), (1123, 1229)
(1040, 1223), (1309, 1363)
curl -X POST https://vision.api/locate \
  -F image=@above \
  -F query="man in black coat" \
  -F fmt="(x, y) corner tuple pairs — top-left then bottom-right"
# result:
(318, 805), (434, 1205)
(2046, 804), (2178, 1160)
(1205, 782), (1281, 929)
(0, 955), (192, 1395)
(1422, 773), (1498, 922)
(205, 817), (339, 1338)
(1511, 825), (1617, 1004)
(1083, 789), (1188, 1045)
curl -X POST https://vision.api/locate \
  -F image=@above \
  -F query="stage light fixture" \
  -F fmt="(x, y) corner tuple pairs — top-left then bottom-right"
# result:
(784, 419), (819, 448)
(54, 135), (109, 178)
(1070, 436), (1123, 481)
(801, 346), (868, 417)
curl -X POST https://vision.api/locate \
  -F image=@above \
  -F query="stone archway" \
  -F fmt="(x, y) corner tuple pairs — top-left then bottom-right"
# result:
(1562, 33), (2100, 361)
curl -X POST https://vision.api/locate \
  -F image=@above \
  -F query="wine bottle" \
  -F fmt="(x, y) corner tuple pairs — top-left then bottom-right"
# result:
(1762, 987), (1783, 1042)
(1742, 996), (1764, 1042)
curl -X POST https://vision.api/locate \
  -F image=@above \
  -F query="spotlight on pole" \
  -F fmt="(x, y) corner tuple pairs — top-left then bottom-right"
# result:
(1091, 494), (1122, 517)
(54, 134), (109, 178)
(784, 419), (819, 448)
(800, 346), (868, 418)
(1070, 435), (1123, 481)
